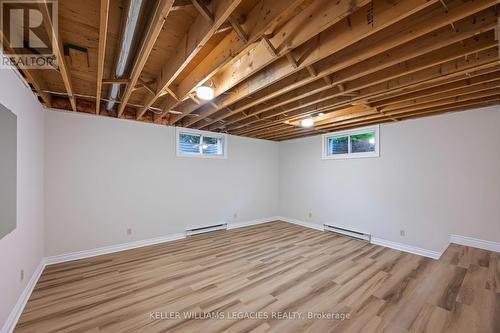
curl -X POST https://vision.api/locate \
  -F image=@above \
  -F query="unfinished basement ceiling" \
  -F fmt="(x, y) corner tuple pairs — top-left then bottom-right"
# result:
(8, 0), (500, 141)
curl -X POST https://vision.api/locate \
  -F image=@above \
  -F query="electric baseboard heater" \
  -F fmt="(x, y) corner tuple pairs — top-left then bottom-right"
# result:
(186, 223), (227, 236)
(323, 224), (371, 241)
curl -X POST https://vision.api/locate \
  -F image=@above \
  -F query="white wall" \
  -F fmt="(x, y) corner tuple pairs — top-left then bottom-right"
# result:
(44, 110), (280, 256)
(0, 69), (45, 328)
(279, 106), (500, 253)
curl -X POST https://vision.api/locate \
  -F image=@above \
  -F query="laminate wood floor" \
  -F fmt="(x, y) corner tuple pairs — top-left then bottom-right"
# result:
(15, 221), (500, 333)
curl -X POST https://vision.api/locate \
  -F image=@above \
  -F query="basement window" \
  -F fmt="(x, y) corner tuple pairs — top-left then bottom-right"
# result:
(176, 128), (227, 159)
(322, 125), (379, 159)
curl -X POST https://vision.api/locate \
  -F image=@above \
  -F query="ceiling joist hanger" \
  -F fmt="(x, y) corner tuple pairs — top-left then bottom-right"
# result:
(228, 15), (248, 43)
(191, 0), (214, 23)
(102, 79), (129, 85)
(261, 36), (278, 57)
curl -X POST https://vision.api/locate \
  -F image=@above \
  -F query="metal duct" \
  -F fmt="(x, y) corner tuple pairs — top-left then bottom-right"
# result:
(106, 0), (157, 111)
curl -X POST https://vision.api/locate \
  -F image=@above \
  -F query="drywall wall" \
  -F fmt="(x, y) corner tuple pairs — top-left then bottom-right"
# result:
(0, 104), (17, 239)
(44, 110), (280, 256)
(0, 68), (45, 328)
(279, 106), (500, 253)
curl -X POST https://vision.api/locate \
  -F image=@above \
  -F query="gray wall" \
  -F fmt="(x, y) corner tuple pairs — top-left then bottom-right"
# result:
(0, 68), (45, 328)
(0, 104), (17, 239)
(44, 110), (280, 256)
(279, 106), (500, 252)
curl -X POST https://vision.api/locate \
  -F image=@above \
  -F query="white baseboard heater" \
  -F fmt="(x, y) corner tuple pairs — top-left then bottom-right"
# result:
(323, 224), (371, 242)
(186, 223), (227, 236)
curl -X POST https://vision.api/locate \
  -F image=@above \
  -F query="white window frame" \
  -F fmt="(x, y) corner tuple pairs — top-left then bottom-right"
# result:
(176, 127), (228, 159)
(322, 125), (380, 160)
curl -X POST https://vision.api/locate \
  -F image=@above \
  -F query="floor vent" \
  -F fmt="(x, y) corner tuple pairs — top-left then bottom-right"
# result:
(323, 224), (371, 241)
(186, 223), (227, 236)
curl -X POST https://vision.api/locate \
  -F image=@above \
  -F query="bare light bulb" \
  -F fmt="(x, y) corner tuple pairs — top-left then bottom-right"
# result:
(301, 118), (314, 128)
(196, 86), (214, 100)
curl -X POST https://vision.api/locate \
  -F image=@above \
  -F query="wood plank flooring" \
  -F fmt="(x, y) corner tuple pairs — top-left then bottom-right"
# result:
(15, 222), (500, 333)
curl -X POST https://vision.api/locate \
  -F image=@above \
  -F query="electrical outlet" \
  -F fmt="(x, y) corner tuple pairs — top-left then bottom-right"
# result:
(233, 213), (238, 219)
(308, 212), (313, 219)
(400, 229), (405, 237)
(127, 228), (132, 236)
(20, 269), (24, 281)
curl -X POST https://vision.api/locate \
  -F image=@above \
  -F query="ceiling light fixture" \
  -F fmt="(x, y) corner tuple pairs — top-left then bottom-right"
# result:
(301, 118), (314, 128)
(196, 86), (214, 100)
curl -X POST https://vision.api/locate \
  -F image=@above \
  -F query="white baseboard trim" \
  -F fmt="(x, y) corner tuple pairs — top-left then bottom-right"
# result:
(4, 217), (497, 332)
(227, 216), (281, 230)
(1, 217), (281, 331)
(277, 216), (443, 259)
(44, 233), (186, 266)
(2, 260), (45, 333)
(450, 234), (500, 253)
(277, 216), (324, 231)
(371, 237), (443, 260)
(44, 216), (285, 266)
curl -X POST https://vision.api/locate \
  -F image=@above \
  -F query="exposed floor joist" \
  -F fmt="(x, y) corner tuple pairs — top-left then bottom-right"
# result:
(7, 0), (500, 140)
(163, 0), (307, 123)
(207, 1), (499, 132)
(233, 42), (499, 137)
(183, 0), (438, 127)
(240, 58), (500, 138)
(96, 0), (110, 115)
(117, 0), (175, 118)
(39, 1), (76, 111)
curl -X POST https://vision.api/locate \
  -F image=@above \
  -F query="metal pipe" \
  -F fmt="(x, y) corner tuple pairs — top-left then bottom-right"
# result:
(106, 0), (157, 111)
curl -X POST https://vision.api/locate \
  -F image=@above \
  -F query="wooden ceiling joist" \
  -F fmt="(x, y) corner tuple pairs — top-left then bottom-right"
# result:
(263, 96), (500, 141)
(164, 0), (307, 123)
(366, 63), (500, 105)
(96, 0), (110, 115)
(386, 87), (500, 116)
(229, 32), (498, 134)
(241, 48), (500, 135)
(268, 101), (500, 140)
(180, 0), (436, 127)
(225, 25), (498, 132)
(260, 86), (500, 140)
(202, 0), (499, 131)
(136, 0), (244, 120)
(0, 30), (52, 106)
(116, 0), (175, 118)
(236, 51), (500, 137)
(23, 70), (53, 107)
(264, 92), (500, 140)
(378, 80), (500, 112)
(17, 0), (500, 140)
(39, 1), (76, 111)
(373, 71), (500, 108)
(242, 63), (500, 138)
(102, 79), (129, 85)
